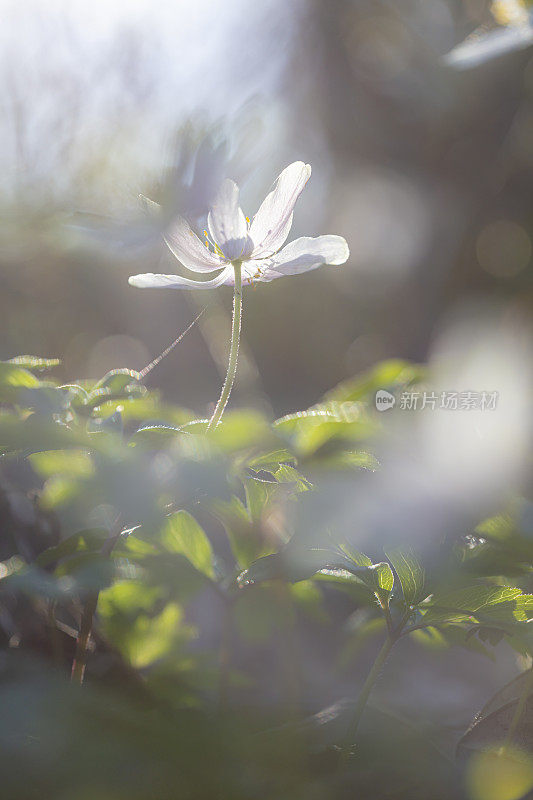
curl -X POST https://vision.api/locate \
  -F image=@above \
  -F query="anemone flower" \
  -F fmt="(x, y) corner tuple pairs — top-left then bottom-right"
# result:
(129, 161), (349, 428)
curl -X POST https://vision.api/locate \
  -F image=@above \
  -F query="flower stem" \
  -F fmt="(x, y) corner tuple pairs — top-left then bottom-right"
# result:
(344, 607), (411, 747)
(344, 633), (395, 745)
(207, 261), (242, 430)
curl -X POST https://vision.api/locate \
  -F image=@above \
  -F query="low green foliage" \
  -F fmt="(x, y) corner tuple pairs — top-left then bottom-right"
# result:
(1, 355), (533, 799)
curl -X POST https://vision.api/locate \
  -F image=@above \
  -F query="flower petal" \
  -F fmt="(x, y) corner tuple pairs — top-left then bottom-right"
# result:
(249, 162), (312, 258)
(128, 268), (232, 290)
(164, 215), (226, 273)
(249, 235), (349, 282)
(207, 179), (252, 260)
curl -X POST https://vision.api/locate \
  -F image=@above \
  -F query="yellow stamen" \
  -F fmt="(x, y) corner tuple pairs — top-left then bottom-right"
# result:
(246, 266), (263, 289)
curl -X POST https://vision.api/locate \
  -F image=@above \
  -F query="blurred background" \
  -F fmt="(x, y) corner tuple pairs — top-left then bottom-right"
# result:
(2, 0), (533, 416)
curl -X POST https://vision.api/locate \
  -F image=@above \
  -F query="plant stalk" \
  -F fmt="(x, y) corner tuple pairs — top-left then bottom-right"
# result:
(207, 261), (242, 430)
(71, 521), (122, 685)
(345, 634), (395, 744)
(71, 592), (99, 685)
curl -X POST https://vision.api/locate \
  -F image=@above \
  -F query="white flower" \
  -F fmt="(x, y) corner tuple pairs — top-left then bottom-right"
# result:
(128, 162), (349, 290)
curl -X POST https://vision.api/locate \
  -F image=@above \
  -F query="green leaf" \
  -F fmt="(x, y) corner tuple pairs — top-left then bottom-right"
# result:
(243, 476), (278, 521)
(373, 562), (395, 594)
(211, 475), (291, 568)
(39, 475), (85, 509)
(0, 362), (41, 403)
(325, 359), (424, 404)
(29, 449), (94, 478)
(274, 402), (377, 456)
(208, 410), (275, 452)
(339, 543), (372, 567)
(475, 669), (533, 722)
(7, 356), (61, 371)
(160, 511), (214, 578)
(344, 560), (394, 604)
(36, 529), (108, 568)
(239, 548), (353, 586)
(91, 368), (141, 394)
(211, 495), (257, 567)
(386, 547), (425, 607)
(273, 464), (312, 492)
(0, 361), (40, 388)
(95, 396), (194, 426)
(125, 604), (187, 668)
(0, 415), (92, 455)
(426, 585), (523, 613)
(313, 569), (381, 604)
(238, 543), (393, 600)
(129, 423), (184, 448)
(476, 514), (515, 542)
(247, 448), (297, 472)
(420, 585), (533, 626)
(98, 582), (194, 669)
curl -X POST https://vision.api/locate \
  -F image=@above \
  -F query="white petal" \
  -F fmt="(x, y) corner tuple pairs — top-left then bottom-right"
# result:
(444, 24), (533, 70)
(128, 268), (232, 290)
(249, 162), (312, 258)
(251, 235), (349, 282)
(207, 179), (252, 260)
(164, 215), (226, 273)
(139, 193), (161, 214)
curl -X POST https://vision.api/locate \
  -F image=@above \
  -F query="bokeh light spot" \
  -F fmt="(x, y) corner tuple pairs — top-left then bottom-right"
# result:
(467, 747), (533, 800)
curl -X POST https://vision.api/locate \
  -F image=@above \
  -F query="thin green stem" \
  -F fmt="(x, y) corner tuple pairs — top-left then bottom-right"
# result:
(207, 261), (242, 431)
(378, 595), (394, 636)
(207, 261), (242, 430)
(344, 607), (410, 747)
(345, 634), (395, 745)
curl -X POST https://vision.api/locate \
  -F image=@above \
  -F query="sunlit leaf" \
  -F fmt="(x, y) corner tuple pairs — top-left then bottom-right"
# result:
(208, 410), (275, 452)
(0, 361), (41, 389)
(274, 401), (377, 456)
(91, 368), (142, 394)
(420, 585), (533, 626)
(386, 547), (425, 607)
(99, 582), (194, 669)
(325, 359), (424, 404)
(273, 464), (312, 492)
(30, 449), (94, 479)
(247, 448), (297, 472)
(161, 511), (214, 578)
